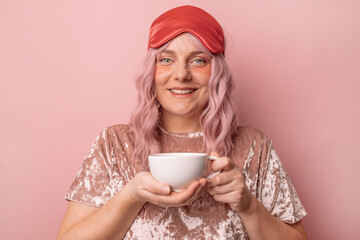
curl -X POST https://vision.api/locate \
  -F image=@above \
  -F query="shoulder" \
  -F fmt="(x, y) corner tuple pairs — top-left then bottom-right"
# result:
(233, 125), (269, 143)
(104, 124), (133, 136)
(94, 124), (135, 145)
(93, 124), (136, 159)
(231, 125), (272, 153)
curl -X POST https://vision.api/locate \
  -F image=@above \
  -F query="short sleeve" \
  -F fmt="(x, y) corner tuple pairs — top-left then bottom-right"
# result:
(257, 140), (307, 224)
(65, 127), (133, 208)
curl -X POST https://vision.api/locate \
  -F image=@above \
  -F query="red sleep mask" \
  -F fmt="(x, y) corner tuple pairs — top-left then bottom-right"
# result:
(148, 5), (225, 55)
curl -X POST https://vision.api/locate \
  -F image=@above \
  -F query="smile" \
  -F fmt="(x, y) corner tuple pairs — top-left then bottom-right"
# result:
(169, 89), (197, 95)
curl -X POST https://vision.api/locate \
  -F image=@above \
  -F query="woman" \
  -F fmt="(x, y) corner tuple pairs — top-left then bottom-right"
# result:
(58, 5), (307, 240)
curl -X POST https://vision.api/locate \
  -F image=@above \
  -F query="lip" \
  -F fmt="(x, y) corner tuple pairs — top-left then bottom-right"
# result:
(167, 87), (198, 90)
(167, 88), (198, 97)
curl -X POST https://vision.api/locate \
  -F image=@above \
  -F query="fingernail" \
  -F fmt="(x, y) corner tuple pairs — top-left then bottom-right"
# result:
(163, 186), (170, 194)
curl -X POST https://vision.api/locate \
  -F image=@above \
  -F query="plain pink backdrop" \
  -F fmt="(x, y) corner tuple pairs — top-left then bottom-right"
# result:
(1, 0), (359, 239)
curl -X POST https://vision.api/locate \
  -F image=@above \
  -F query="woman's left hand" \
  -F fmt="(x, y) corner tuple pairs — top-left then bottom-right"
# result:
(207, 152), (254, 214)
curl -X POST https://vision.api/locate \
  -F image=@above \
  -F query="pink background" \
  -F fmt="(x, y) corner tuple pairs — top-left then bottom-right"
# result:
(1, 0), (359, 239)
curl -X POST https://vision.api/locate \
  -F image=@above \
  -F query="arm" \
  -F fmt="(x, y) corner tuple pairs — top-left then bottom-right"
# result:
(207, 153), (307, 240)
(57, 187), (144, 240)
(58, 172), (207, 240)
(236, 191), (307, 240)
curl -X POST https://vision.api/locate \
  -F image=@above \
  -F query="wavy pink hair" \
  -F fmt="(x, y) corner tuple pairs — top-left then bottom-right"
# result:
(129, 33), (237, 163)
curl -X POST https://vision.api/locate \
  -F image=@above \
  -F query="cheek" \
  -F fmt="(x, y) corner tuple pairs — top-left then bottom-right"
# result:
(192, 64), (211, 76)
(155, 65), (171, 75)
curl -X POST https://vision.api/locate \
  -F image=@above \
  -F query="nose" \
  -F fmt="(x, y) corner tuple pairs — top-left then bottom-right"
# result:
(173, 62), (191, 81)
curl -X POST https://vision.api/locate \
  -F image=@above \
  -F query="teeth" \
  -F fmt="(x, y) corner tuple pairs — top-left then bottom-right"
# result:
(169, 89), (195, 94)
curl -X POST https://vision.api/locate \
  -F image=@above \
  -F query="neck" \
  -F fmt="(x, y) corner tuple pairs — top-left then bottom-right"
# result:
(160, 112), (201, 134)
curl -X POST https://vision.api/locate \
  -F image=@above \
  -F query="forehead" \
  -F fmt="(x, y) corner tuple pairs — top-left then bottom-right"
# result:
(163, 33), (198, 53)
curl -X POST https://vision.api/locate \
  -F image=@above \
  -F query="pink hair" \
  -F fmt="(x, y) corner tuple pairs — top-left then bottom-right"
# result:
(129, 33), (237, 164)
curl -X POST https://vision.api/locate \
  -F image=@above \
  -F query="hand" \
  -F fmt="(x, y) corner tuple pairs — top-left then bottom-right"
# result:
(124, 172), (207, 208)
(207, 152), (254, 213)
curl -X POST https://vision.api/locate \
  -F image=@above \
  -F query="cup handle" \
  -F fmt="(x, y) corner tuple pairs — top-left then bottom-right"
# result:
(206, 156), (221, 179)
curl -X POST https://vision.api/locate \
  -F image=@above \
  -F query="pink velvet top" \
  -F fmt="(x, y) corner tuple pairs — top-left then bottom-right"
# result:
(65, 124), (307, 239)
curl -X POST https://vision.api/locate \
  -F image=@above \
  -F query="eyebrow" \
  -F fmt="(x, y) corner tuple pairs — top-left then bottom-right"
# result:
(161, 50), (206, 57)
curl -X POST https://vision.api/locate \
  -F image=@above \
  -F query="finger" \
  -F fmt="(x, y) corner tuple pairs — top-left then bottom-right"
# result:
(207, 169), (243, 187)
(208, 178), (244, 196)
(209, 151), (221, 158)
(176, 178), (207, 206)
(211, 156), (234, 172)
(141, 174), (171, 195)
(171, 180), (202, 201)
(153, 181), (201, 206)
(212, 190), (243, 204)
(186, 178), (207, 203)
(144, 183), (171, 195)
(166, 178), (207, 206)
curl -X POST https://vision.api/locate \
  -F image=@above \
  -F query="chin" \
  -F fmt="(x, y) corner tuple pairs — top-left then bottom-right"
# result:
(169, 108), (203, 117)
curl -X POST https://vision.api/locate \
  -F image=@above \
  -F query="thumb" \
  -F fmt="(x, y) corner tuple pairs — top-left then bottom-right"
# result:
(210, 151), (221, 158)
(146, 174), (171, 195)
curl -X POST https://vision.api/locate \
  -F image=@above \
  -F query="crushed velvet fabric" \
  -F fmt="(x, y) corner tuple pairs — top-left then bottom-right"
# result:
(65, 124), (307, 239)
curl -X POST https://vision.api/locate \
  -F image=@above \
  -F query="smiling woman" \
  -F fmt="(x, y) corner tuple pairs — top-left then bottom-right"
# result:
(57, 5), (307, 240)
(154, 34), (212, 132)
(129, 29), (237, 166)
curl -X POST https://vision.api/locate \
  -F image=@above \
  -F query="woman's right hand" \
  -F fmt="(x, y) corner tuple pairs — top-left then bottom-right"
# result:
(124, 172), (207, 208)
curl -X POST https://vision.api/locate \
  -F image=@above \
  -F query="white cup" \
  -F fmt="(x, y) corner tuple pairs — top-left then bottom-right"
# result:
(148, 152), (220, 192)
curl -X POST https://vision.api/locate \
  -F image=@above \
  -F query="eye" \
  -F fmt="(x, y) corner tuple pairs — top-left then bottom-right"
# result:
(192, 58), (207, 65)
(159, 58), (172, 64)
